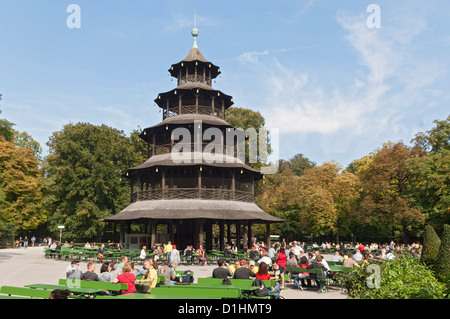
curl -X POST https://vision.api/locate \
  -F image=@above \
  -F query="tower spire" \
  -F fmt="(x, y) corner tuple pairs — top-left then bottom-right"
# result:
(191, 9), (199, 49)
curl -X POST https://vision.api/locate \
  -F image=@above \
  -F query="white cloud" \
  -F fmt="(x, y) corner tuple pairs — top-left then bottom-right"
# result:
(234, 7), (447, 165)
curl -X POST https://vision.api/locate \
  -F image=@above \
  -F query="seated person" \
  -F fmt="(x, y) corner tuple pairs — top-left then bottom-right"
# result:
(233, 260), (256, 279)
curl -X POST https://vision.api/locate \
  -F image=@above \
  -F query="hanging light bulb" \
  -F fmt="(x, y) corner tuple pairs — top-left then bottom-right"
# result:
(156, 167), (159, 173)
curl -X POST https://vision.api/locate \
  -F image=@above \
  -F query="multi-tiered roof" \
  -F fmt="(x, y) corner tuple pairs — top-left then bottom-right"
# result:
(104, 27), (282, 250)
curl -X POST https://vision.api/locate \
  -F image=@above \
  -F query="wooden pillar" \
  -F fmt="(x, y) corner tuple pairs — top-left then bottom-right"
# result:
(136, 175), (141, 201)
(178, 94), (182, 114)
(266, 222), (271, 249)
(152, 133), (156, 156)
(161, 169), (166, 198)
(219, 221), (225, 250)
(130, 178), (134, 202)
(243, 223), (248, 249)
(236, 222), (241, 250)
(211, 95), (215, 115)
(247, 221), (253, 249)
(231, 171), (236, 200)
(251, 175), (255, 201)
(199, 220), (204, 248)
(195, 93), (199, 114)
(206, 221), (212, 251)
(119, 221), (125, 248)
(221, 99), (225, 119)
(166, 99), (169, 117)
(198, 167), (202, 199)
(151, 222), (156, 247)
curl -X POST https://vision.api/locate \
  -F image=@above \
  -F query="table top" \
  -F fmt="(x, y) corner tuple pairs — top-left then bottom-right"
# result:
(24, 283), (105, 294)
(170, 283), (260, 291)
(117, 293), (218, 299)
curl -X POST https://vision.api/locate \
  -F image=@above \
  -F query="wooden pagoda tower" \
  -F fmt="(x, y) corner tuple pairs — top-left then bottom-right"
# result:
(104, 26), (283, 251)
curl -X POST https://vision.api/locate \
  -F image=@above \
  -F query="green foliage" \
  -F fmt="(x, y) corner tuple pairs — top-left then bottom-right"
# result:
(0, 220), (15, 248)
(0, 138), (45, 230)
(43, 122), (145, 241)
(341, 253), (446, 299)
(421, 224), (441, 269)
(225, 106), (270, 170)
(435, 224), (450, 281)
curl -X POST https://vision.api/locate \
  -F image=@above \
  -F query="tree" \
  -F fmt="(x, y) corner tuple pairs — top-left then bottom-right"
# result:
(0, 137), (45, 230)
(43, 122), (144, 241)
(435, 224), (450, 281)
(257, 160), (359, 240)
(421, 224), (441, 269)
(355, 142), (425, 242)
(279, 153), (316, 176)
(408, 116), (450, 231)
(225, 107), (270, 171)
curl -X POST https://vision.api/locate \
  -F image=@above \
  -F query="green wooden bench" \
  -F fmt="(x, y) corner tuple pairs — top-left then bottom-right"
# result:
(286, 266), (329, 292)
(0, 286), (52, 299)
(196, 277), (275, 299)
(58, 279), (128, 292)
(150, 286), (240, 299)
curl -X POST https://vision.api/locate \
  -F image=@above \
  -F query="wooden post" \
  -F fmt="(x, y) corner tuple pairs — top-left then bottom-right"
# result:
(151, 222), (156, 247)
(162, 170), (166, 199)
(219, 220), (224, 250)
(236, 222), (241, 250)
(243, 223), (248, 249)
(211, 95), (215, 115)
(231, 171), (236, 201)
(206, 221), (212, 251)
(247, 221), (253, 249)
(198, 167), (202, 199)
(136, 175), (141, 201)
(195, 93), (199, 114)
(152, 133), (156, 156)
(266, 222), (271, 249)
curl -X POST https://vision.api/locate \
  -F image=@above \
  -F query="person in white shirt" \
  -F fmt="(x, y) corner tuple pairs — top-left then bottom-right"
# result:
(353, 250), (363, 261)
(330, 250), (344, 262)
(292, 241), (303, 259)
(258, 252), (272, 266)
(140, 246), (147, 259)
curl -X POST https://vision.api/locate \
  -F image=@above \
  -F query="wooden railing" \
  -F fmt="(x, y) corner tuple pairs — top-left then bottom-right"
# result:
(131, 188), (253, 203)
(151, 142), (239, 157)
(163, 105), (225, 119)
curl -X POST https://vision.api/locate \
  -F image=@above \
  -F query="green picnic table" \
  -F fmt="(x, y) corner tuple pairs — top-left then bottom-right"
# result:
(24, 283), (106, 299)
(96, 292), (221, 299)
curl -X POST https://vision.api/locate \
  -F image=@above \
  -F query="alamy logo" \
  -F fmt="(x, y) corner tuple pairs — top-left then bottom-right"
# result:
(170, 120), (279, 174)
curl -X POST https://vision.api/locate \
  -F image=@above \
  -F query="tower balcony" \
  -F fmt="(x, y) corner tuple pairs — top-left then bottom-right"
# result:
(131, 187), (254, 203)
(164, 104), (225, 120)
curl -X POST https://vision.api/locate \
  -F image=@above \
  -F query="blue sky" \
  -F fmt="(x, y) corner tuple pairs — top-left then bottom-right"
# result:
(1, 0), (449, 169)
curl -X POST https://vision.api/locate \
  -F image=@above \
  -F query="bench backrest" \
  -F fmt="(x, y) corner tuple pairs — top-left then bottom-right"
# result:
(286, 266), (324, 274)
(197, 277), (275, 288)
(329, 265), (353, 272)
(151, 287), (240, 299)
(59, 279), (128, 291)
(0, 286), (52, 299)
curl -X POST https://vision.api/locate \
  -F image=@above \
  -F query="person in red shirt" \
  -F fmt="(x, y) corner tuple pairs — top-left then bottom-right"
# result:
(276, 246), (287, 270)
(255, 262), (271, 281)
(358, 243), (365, 252)
(294, 256), (311, 288)
(113, 263), (137, 294)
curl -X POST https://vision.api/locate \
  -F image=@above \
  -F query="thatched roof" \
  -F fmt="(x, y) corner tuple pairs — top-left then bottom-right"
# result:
(103, 199), (283, 223)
